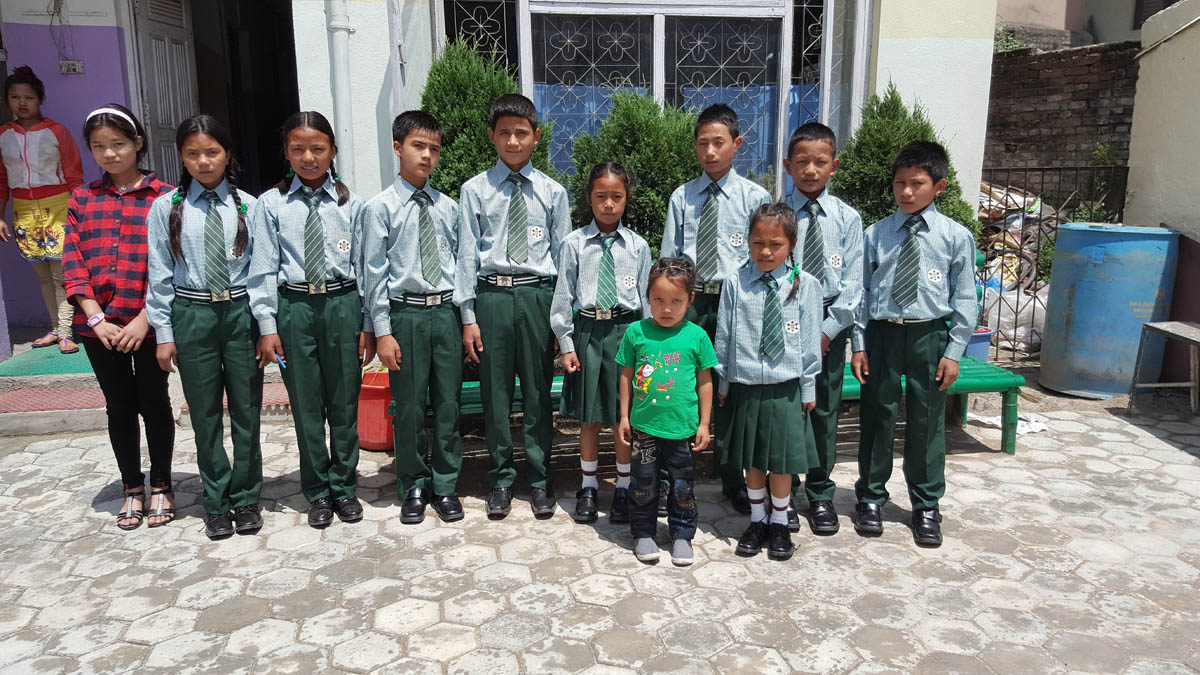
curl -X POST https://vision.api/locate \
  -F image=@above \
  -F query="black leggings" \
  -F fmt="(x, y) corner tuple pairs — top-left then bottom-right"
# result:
(81, 335), (174, 490)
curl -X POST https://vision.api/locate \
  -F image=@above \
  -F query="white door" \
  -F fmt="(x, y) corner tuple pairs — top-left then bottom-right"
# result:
(134, 0), (198, 186)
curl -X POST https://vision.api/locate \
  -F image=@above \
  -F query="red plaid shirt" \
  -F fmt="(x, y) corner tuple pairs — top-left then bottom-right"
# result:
(62, 173), (174, 338)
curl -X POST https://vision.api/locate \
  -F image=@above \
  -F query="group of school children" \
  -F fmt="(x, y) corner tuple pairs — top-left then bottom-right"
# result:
(5, 64), (976, 565)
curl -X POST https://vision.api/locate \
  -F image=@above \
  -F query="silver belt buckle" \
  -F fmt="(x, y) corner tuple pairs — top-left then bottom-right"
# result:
(308, 282), (326, 294)
(887, 318), (905, 325)
(703, 282), (722, 295)
(496, 275), (514, 288)
(596, 309), (613, 320)
(425, 294), (442, 307)
(209, 289), (229, 302)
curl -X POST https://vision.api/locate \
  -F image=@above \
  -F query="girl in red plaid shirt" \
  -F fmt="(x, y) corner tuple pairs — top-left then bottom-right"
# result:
(61, 103), (176, 530)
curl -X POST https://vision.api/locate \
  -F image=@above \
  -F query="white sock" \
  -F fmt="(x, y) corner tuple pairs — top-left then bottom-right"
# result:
(770, 494), (790, 525)
(615, 463), (631, 489)
(748, 487), (768, 523)
(580, 459), (599, 489)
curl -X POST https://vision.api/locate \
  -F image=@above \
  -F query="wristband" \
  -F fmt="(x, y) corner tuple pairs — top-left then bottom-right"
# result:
(87, 313), (105, 328)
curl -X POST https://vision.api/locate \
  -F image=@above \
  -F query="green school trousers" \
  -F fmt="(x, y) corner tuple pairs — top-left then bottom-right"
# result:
(277, 286), (362, 502)
(172, 295), (264, 514)
(388, 300), (463, 497)
(689, 292), (743, 492)
(855, 319), (949, 510)
(476, 280), (555, 491)
(805, 327), (850, 503)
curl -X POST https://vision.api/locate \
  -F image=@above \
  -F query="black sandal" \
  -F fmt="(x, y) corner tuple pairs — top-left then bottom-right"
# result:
(147, 487), (175, 528)
(118, 489), (145, 531)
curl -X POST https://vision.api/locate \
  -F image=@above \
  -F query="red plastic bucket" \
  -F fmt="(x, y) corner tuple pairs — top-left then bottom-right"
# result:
(358, 371), (393, 451)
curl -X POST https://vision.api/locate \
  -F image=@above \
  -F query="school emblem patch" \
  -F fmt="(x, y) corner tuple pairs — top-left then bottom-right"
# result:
(785, 319), (801, 334)
(439, 241), (451, 256)
(229, 246), (239, 259)
(622, 275), (637, 289)
(336, 239), (352, 253)
(927, 269), (943, 283)
(529, 226), (545, 241)
(829, 254), (842, 269)
(729, 233), (744, 247)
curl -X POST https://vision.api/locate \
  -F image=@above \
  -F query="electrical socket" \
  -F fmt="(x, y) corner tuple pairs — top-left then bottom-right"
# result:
(59, 60), (84, 74)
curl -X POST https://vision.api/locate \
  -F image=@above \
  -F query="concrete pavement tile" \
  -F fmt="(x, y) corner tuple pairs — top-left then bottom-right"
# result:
(547, 604), (616, 640)
(331, 631), (405, 673)
(1044, 631), (1131, 673)
(448, 647), (518, 675)
(520, 636), (595, 674)
(314, 558), (378, 589)
(341, 577), (407, 611)
(971, 607), (1050, 646)
(219, 549), (287, 579)
(105, 586), (176, 621)
(250, 643), (328, 674)
(443, 589), (506, 626)
(778, 634), (861, 674)
(499, 536), (557, 564)
(19, 577), (92, 609)
(348, 535), (407, 561)
(298, 608), (369, 647)
(847, 625), (922, 669)
(371, 657), (442, 675)
(374, 597), (440, 636)
(33, 595), (108, 630)
(194, 595), (272, 633)
(850, 592), (926, 628)
(609, 594), (680, 631)
(658, 618), (731, 657)
(270, 585), (341, 621)
(912, 617), (991, 655)
(1123, 659), (1197, 675)
(380, 550), (439, 580)
(439, 543), (498, 571)
(286, 541), (349, 570)
(87, 566), (157, 599)
(143, 631), (226, 669)
(711, 644), (788, 674)
(408, 569), (473, 601)
(569, 573), (635, 607)
(43, 619), (126, 657)
(247, 568), (313, 599)
(472, 561), (533, 591)
(75, 642), (149, 675)
(6, 655), (80, 674)
(480, 613), (548, 651)
(591, 627), (664, 669)
(224, 618), (298, 659)
(912, 652), (992, 674)
(406, 622), (478, 661)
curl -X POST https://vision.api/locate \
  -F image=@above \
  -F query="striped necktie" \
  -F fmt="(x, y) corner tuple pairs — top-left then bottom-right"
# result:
(696, 182), (720, 281)
(595, 234), (618, 309)
(412, 190), (442, 285)
(892, 214), (924, 309)
(760, 273), (785, 361)
(506, 172), (529, 264)
(200, 190), (229, 294)
(301, 189), (327, 285)
(801, 200), (826, 284)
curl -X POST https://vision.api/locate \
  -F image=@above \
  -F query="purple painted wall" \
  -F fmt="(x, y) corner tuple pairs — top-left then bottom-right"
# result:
(1, 21), (131, 332)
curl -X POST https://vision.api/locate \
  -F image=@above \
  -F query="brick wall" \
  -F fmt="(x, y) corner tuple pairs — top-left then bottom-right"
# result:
(996, 22), (1076, 52)
(984, 42), (1140, 169)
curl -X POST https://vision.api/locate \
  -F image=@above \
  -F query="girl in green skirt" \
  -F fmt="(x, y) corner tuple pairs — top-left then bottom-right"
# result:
(551, 162), (651, 524)
(714, 203), (822, 560)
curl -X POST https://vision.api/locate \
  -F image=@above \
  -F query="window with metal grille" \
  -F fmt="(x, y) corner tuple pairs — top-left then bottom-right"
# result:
(443, 0), (518, 68)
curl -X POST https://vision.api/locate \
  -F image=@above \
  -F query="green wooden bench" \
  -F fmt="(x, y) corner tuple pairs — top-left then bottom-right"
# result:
(395, 355), (1024, 454)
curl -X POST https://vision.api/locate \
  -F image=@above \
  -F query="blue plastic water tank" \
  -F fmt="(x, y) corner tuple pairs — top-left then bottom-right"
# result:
(1040, 224), (1179, 398)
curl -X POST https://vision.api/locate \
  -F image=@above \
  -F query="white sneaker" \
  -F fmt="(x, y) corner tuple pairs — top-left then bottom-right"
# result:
(671, 538), (694, 566)
(634, 537), (660, 562)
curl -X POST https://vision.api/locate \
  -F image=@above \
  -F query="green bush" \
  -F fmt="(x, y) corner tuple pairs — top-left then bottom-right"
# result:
(568, 92), (699, 254)
(832, 83), (981, 236)
(420, 40), (557, 201)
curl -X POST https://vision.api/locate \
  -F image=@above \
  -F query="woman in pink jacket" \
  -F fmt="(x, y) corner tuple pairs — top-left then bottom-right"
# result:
(0, 66), (84, 353)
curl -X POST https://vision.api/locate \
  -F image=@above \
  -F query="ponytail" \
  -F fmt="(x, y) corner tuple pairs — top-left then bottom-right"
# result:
(786, 252), (801, 303)
(168, 172), (192, 263)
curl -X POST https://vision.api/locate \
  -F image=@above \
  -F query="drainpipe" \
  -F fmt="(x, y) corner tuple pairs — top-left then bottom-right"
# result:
(325, 0), (356, 188)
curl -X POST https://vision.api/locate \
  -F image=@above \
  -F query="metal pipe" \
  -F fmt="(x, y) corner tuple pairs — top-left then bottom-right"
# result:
(325, 0), (356, 187)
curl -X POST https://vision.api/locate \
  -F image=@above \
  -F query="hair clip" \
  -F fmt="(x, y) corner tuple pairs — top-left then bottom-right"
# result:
(171, 191), (184, 205)
(238, 203), (249, 214)
(284, 168), (295, 179)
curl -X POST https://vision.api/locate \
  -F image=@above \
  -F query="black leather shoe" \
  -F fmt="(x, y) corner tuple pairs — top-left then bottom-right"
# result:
(767, 522), (795, 560)
(334, 496), (363, 523)
(854, 502), (884, 535)
(808, 500), (840, 535)
(205, 512), (234, 539)
(736, 521), (769, 556)
(787, 495), (800, 533)
(431, 494), (463, 522)
(531, 488), (557, 519)
(308, 497), (334, 528)
(573, 487), (598, 523)
(400, 488), (427, 524)
(912, 508), (943, 547)
(487, 487), (513, 519)
(657, 482), (669, 517)
(723, 486), (751, 515)
(233, 504), (263, 534)
(609, 487), (631, 523)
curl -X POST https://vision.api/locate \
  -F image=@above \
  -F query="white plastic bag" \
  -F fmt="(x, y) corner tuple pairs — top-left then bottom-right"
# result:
(983, 284), (1050, 353)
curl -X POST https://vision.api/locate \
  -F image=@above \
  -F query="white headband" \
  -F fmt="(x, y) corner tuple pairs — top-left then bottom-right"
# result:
(85, 107), (138, 131)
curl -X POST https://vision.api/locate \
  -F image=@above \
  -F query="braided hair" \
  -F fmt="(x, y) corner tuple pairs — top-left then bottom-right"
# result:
(748, 203), (801, 301)
(274, 111), (349, 206)
(167, 114), (248, 262)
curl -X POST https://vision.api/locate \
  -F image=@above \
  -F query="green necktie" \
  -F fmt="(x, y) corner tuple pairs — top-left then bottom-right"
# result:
(506, 173), (529, 264)
(893, 214), (924, 309)
(200, 190), (229, 294)
(760, 273), (785, 361)
(412, 190), (442, 285)
(696, 182), (720, 280)
(301, 189), (327, 285)
(801, 200), (826, 284)
(595, 234), (618, 309)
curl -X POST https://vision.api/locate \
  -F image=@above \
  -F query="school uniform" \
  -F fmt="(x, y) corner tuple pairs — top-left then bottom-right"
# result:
(361, 175), (463, 498)
(852, 203), (976, 510)
(662, 168), (771, 495)
(455, 159), (571, 491)
(247, 176), (366, 504)
(550, 222), (651, 426)
(146, 179), (263, 516)
(783, 188), (864, 503)
(714, 263), (822, 475)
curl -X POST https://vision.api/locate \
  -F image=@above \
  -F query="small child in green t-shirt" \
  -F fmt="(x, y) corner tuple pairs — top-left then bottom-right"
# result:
(616, 257), (718, 567)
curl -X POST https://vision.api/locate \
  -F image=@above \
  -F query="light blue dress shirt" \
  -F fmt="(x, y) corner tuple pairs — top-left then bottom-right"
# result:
(713, 261), (823, 401)
(146, 179), (257, 344)
(852, 203), (977, 361)
(247, 176), (367, 336)
(550, 222), (653, 355)
(453, 159), (572, 324)
(360, 175), (460, 337)
(783, 187), (865, 340)
(661, 168), (773, 283)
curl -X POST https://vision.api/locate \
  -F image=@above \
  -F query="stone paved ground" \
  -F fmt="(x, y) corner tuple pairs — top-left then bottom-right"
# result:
(1, 408), (1199, 674)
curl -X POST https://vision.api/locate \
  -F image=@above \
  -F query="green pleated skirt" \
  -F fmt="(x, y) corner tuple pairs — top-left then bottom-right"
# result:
(721, 379), (819, 475)
(561, 313), (635, 426)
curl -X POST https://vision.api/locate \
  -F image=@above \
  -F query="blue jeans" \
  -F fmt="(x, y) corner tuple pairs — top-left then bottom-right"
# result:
(630, 432), (697, 540)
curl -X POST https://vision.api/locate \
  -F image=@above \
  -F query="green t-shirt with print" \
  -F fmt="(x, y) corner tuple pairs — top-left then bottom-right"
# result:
(615, 319), (718, 440)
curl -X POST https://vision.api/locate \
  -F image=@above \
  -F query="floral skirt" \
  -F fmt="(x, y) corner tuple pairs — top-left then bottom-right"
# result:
(12, 193), (68, 261)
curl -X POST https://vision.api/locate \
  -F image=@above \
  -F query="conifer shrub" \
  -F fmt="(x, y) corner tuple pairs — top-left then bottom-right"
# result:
(833, 83), (981, 235)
